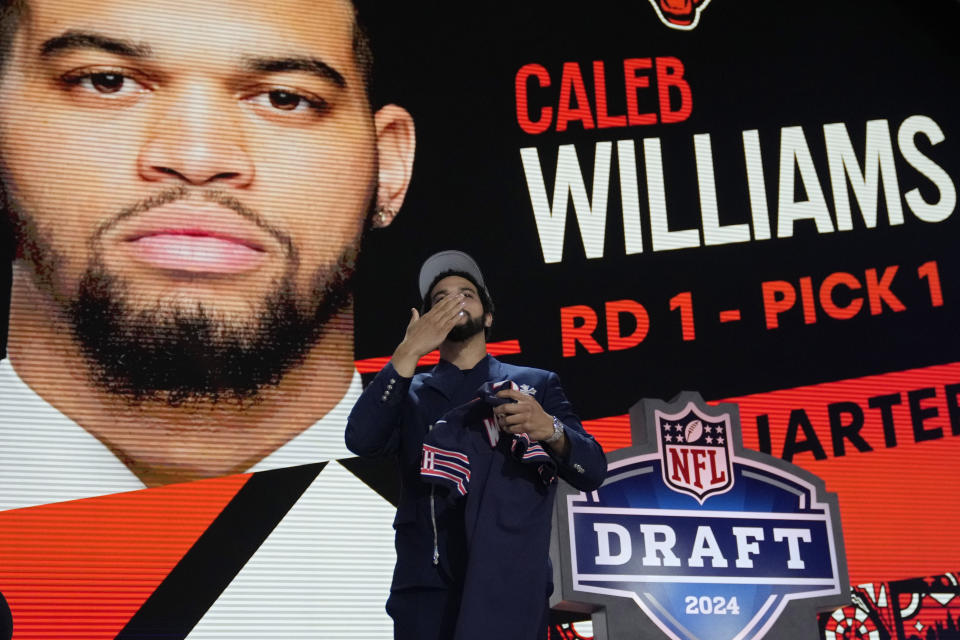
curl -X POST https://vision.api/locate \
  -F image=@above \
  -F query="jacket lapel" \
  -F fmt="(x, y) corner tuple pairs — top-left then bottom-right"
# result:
(421, 355), (505, 400)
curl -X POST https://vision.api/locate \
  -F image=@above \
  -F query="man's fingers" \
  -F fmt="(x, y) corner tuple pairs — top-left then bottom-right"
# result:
(498, 404), (529, 422)
(440, 316), (460, 333)
(497, 413), (525, 432)
(439, 297), (467, 325)
(437, 306), (463, 331)
(434, 293), (464, 314)
(495, 389), (525, 402)
(421, 295), (465, 326)
(445, 299), (466, 322)
(499, 402), (522, 415)
(402, 294), (467, 353)
(503, 413), (526, 426)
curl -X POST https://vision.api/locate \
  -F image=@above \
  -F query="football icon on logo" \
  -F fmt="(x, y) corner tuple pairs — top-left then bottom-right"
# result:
(684, 419), (703, 443)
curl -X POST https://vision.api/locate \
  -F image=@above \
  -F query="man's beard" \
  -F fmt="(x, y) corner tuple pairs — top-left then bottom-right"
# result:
(68, 256), (354, 405)
(446, 312), (486, 343)
(11, 187), (366, 405)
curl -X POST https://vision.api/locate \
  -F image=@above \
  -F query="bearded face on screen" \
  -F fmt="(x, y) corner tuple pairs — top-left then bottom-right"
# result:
(7, 187), (369, 404)
(0, 0), (418, 408)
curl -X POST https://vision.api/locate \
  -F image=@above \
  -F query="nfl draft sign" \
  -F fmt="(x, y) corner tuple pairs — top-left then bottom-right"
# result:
(551, 392), (850, 640)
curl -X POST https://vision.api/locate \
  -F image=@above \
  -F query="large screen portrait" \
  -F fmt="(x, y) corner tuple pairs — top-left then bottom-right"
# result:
(0, 0), (958, 638)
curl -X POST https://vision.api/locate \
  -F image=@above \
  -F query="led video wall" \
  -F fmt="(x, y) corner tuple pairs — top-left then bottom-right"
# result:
(0, 0), (958, 638)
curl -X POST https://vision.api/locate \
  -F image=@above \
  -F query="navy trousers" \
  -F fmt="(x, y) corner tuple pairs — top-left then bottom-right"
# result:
(387, 587), (550, 640)
(387, 587), (462, 640)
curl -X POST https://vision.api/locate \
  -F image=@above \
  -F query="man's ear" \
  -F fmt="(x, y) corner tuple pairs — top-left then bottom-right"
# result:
(484, 312), (493, 328)
(373, 104), (416, 228)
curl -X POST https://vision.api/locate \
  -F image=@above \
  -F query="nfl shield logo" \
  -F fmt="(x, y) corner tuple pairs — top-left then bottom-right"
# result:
(553, 391), (849, 640)
(658, 402), (733, 503)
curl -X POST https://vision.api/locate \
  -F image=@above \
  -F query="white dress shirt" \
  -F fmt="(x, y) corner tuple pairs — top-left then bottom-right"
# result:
(0, 358), (396, 638)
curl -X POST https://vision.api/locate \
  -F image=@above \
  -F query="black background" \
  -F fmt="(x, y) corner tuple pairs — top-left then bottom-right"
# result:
(2, 0), (958, 422)
(354, 0), (960, 420)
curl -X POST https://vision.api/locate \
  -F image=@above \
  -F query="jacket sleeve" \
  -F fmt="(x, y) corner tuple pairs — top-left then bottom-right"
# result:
(539, 372), (607, 492)
(344, 361), (411, 457)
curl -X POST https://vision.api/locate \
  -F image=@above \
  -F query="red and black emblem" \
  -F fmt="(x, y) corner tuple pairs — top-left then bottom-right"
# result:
(656, 402), (733, 503)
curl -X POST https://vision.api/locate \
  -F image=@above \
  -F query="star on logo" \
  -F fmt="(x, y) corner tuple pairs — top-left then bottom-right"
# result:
(518, 384), (537, 396)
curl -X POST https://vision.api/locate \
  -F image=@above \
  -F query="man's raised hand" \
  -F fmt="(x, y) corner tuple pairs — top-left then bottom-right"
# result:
(390, 294), (465, 376)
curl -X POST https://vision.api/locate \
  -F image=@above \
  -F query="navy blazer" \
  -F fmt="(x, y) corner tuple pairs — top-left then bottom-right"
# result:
(346, 355), (607, 590)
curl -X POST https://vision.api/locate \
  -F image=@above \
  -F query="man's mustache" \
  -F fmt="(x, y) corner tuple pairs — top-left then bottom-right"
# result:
(91, 186), (296, 258)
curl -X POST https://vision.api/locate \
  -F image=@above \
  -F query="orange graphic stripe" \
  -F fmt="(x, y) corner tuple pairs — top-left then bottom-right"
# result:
(355, 339), (522, 374)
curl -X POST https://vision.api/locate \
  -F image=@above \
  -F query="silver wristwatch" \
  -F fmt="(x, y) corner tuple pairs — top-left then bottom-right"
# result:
(542, 415), (565, 444)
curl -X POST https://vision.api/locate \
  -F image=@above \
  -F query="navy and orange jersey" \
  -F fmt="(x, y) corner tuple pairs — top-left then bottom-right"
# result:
(418, 380), (560, 640)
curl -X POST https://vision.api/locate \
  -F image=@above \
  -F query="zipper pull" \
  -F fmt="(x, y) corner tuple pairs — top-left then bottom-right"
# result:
(430, 484), (440, 566)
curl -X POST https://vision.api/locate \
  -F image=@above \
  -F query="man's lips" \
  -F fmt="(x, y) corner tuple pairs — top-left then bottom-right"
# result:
(117, 205), (273, 275)
(127, 231), (267, 274)
(128, 228), (265, 250)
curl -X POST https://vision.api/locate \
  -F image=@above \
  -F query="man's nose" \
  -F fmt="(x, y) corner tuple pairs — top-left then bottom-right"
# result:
(137, 91), (254, 187)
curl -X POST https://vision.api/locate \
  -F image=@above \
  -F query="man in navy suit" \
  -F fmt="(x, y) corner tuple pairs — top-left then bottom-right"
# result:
(346, 250), (607, 640)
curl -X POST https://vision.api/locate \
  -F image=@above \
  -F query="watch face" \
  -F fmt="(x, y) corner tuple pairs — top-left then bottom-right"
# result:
(548, 417), (564, 442)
